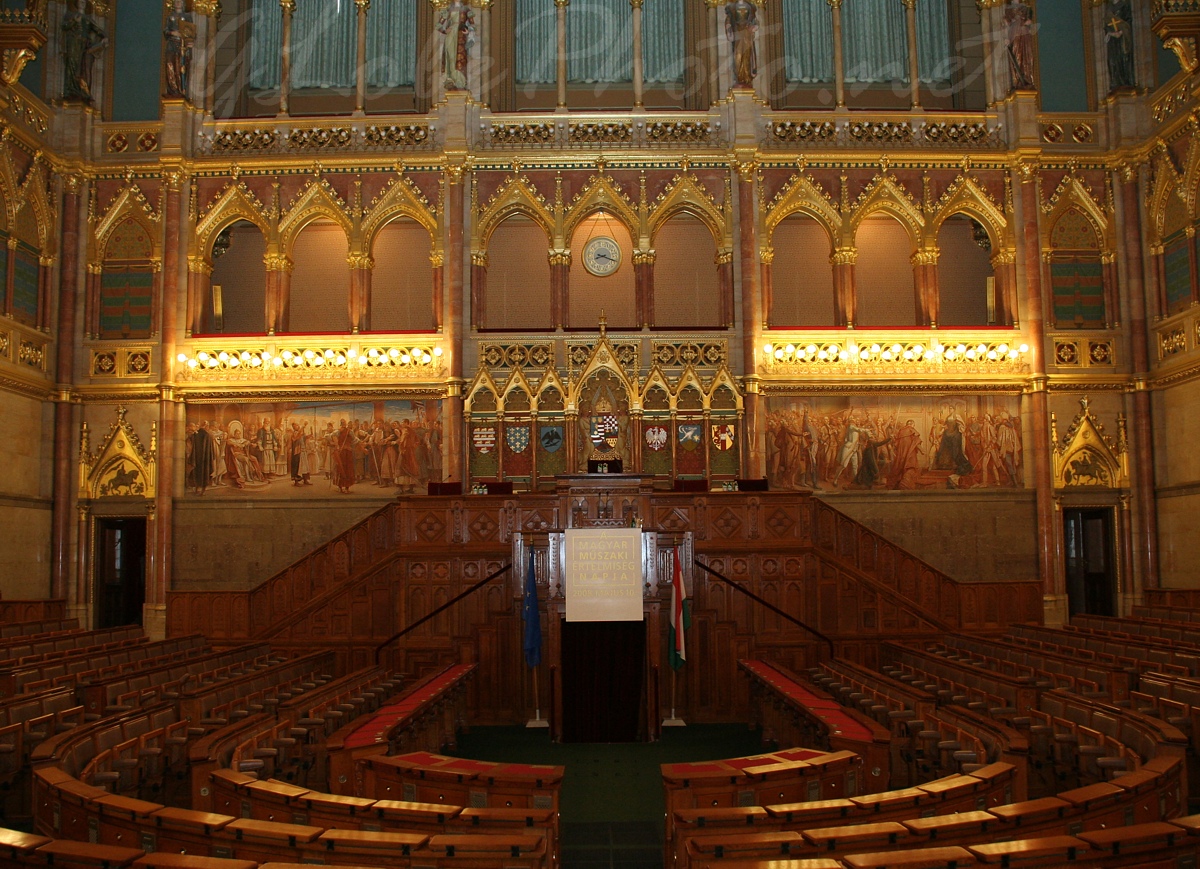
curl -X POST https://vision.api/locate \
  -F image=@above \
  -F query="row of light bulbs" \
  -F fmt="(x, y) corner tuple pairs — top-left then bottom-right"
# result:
(763, 341), (1030, 364)
(176, 346), (444, 371)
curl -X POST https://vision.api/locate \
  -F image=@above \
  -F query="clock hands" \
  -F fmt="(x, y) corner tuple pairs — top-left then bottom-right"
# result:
(593, 251), (615, 263)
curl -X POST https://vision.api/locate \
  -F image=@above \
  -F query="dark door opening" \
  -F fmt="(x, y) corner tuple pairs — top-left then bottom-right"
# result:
(95, 517), (146, 629)
(1064, 508), (1115, 617)
(560, 620), (646, 742)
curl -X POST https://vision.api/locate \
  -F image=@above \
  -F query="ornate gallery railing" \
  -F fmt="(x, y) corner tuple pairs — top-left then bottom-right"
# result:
(759, 329), (1031, 378)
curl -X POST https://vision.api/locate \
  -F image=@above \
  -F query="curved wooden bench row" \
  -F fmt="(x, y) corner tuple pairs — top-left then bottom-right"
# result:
(669, 762), (1016, 868)
(207, 766), (559, 860)
(1071, 613), (1200, 657)
(676, 756), (1184, 867)
(689, 812), (1200, 868)
(936, 634), (1132, 700)
(1008, 622), (1199, 680)
(740, 660), (891, 795)
(1, 632), (154, 698)
(0, 617), (78, 642)
(28, 769), (549, 868)
(1134, 603), (1200, 624)
(327, 663), (477, 796)
(0, 625), (135, 664)
(358, 750), (563, 812)
(877, 645), (1038, 720)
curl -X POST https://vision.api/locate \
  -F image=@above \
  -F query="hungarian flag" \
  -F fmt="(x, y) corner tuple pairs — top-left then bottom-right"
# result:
(522, 549), (542, 669)
(668, 547), (690, 671)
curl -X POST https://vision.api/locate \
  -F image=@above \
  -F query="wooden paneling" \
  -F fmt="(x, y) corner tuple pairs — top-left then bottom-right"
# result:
(167, 490), (1044, 728)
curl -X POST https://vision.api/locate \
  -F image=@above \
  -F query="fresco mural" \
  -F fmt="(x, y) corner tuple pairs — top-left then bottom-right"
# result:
(766, 395), (1023, 491)
(184, 399), (443, 497)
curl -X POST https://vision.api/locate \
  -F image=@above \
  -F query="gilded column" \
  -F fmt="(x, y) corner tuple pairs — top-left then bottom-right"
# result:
(1152, 244), (1167, 318)
(736, 157), (763, 478)
(550, 250), (569, 328)
(828, 0), (845, 107)
(1119, 164), (1159, 593)
(279, 0), (296, 116)
(902, 0), (919, 109)
(52, 175), (84, 603)
(355, 0), (370, 114)
(759, 246), (773, 327)
(831, 246), (856, 327)
(556, 0), (568, 108)
(631, 0), (644, 108)
(430, 249), (444, 329)
(186, 256), (211, 336)
(84, 263), (102, 338)
(1015, 158), (1059, 616)
(349, 253), (373, 332)
(912, 247), (938, 326)
(1101, 251), (1119, 329)
(634, 250), (654, 327)
(717, 250), (733, 326)
(264, 254), (292, 334)
(470, 251), (486, 329)
(38, 254), (54, 331)
(991, 249), (1018, 326)
(194, 0), (220, 114)
(445, 161), (468, 483)
(3, 236), (15, 315)
(151, 171), (185, 639)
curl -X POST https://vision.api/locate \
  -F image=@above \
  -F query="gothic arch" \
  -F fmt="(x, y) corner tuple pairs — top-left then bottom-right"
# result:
(194, 182), (271, 260)
(361, 173), (438, 256)
(565, 173), (640, 246)
(278, 179), (354, 255)
(762, 171), (842, 250)
(1042, 175), (1113, 254)
(92, 182), (161, 264)
(929, 175), (1008, 250)
(474, 173), (555, 253)
(849, 175), (925, 247)
(647, 173), (727, 250)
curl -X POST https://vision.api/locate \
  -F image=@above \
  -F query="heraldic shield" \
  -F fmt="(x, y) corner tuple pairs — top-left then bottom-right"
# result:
(540, 425), (564, 452)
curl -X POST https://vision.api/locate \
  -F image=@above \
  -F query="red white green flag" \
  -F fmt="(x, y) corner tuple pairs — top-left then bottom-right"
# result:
(668, 547), (690, 671)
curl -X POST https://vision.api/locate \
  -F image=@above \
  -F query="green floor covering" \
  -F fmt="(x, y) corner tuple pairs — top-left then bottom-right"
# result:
(452, 724), (764, 868)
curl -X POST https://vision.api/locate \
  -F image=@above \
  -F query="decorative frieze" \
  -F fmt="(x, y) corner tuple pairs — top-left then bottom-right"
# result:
(1051, 337), (1115, 369)
(90, 347), (153, 378)
(761, 334), (1030, 376)
(767, 118), (1000, 149)
(479, 342), (555, 369)
(651, 341), (728, 368)
(175, 342), (445, 382)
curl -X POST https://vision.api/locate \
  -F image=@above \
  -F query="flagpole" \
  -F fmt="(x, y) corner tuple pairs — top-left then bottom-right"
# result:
(663, 667), (685, 726)
(527, 665), (548, 728)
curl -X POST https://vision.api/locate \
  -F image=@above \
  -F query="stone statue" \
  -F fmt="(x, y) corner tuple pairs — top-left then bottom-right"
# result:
(724, 0), (757, 89)
(1004, 1), (1035, 92)
(437, 0), (475, 91)
(164, 0), (197, 99)
(1105, 0), (1136, 92)
(60, 0), (107, 103)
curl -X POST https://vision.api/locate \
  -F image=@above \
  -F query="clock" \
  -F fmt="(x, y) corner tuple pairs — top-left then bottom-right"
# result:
(582, 236), (621, 277)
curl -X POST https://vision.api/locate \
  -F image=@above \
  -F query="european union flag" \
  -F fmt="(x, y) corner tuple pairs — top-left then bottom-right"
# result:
(522, 550), (542, 668)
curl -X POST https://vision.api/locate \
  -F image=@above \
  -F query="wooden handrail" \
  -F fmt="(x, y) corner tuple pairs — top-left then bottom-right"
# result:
(374, 562), (512, 664)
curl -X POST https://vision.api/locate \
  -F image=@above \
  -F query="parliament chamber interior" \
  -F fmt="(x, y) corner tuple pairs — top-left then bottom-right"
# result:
(7, 0), (1200, 865)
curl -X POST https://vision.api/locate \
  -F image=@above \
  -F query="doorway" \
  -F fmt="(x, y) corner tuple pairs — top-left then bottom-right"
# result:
(1063, 508), (1115, 617)
(560, 620), (645, 742)
(95, 517), (146, 628)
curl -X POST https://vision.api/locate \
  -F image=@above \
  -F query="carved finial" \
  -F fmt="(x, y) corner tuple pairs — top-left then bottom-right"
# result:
(80, 420), (89, 458)
(680, 155), (690, 173)
(1050, 411), (1059, 451)
(230, 163), (241, 180)
(1117, 413), (1127, 454)
(511, 157), (522, 176)
(150, 421), (157, 456)
(1079, 395), (1089, 414)
(599, 312), (607, 337)
(116, 404), (127, 426)
(596, 156), (607, 175)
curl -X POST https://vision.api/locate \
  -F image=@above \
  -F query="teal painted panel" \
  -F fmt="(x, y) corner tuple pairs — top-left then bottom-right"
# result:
(1036, 1), (1087, 112)
(111, 0), (162, 121)
(19, 52), (42, 99)
(1159, 42), (1183, 87)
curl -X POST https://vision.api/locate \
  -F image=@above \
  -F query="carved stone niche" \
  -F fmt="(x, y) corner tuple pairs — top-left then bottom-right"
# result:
(79, 405), (156, 501)
(1052, 396), (1127, 490)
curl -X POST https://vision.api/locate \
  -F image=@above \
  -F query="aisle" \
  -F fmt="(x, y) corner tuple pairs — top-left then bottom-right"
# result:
(452, 724), (763, 868)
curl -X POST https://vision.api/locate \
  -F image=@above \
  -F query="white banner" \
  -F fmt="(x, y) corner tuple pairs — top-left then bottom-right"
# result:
(564, 528), (644, 622)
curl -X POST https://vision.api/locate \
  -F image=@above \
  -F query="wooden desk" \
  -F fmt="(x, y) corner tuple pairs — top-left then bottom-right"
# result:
(841, 845), (978, 869)
(967, 835), (1087, 864)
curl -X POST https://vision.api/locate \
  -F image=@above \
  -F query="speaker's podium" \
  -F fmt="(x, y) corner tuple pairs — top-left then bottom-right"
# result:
(586, 458), (623, 474)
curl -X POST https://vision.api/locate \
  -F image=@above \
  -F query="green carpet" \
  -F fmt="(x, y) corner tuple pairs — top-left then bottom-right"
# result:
(452, 724), (764, 868)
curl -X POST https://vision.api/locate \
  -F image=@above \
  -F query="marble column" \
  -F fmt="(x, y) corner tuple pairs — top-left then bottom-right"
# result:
(349, 253), (373, 332)
(264, 254), (292, 334)
(1016, 161), (1060, 619)
(737, 161), (763, 478)
(1119, 165), (1159, 593)
(913, 248), (938, 326)
(832, 246), (856, 327)
(759, 248), (773, 326)
(991, 250), (1018, 326)
(550, 251), (569, 328)
(279, 0), (296, 116)
(828, 0), (845, 107)
(355, 0), (370, 113)
(52, 175), (83, 605)
(902, 0), (920, 108)
(469, 252), (485, 330)
(186, 257), (211, 336)
(631, 0), (644, 107)
(634, 250), (654, 327)
(150, 172), (185, 640)
(556, 0), (568, 107)
(445, 164), (467, 483)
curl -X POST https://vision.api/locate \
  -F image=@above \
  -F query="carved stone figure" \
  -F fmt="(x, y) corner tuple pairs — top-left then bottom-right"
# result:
(724, 0), (757, 88)
(60, 0), (107, 103)
(1105, 0), (1136, 91)
(437, 0), (475, 91)
(164, 0), (197, 99)
(1004, 1), (1035, 92)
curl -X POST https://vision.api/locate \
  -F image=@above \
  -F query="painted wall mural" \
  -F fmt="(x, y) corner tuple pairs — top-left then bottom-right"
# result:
(185, 399), (443, 497)
(765, 395), (1023, 491)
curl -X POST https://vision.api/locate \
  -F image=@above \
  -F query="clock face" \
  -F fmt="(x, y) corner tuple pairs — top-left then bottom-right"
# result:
(582, 236), (621, 277)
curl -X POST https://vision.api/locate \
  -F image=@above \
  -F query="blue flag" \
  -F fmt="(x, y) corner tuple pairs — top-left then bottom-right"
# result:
(522, 550), (542, 668)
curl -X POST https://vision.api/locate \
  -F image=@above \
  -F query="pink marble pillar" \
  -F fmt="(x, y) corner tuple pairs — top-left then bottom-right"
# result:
(832, 248), (856, 327)
(737, 165), (763, 478)
(1120, 167), (1159, 589)
(444, 167), (466, 482)
(634, 252), (654, 327)
(51, 176), (83, 602)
